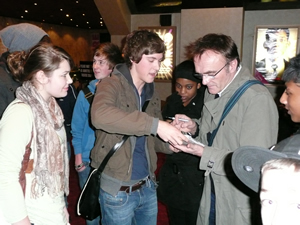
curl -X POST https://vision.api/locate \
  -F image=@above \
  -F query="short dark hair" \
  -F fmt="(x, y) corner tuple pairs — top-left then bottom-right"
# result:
(282, 53), (300, 83)
(94, 42), (123, 69)
(185, 33), (240, 67)
(123, 29), (166, 69)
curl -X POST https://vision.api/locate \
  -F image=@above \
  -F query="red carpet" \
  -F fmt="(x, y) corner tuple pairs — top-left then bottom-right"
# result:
(67, 151), (170, 225)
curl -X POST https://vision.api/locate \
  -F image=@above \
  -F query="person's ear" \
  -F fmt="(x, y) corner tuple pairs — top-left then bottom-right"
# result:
(35, 70), (49, 84)
(229, 59), (238, 72)
(197, 83), (201, 89)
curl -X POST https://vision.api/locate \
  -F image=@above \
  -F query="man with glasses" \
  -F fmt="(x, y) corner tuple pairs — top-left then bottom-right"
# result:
(169, 33), (278, 225)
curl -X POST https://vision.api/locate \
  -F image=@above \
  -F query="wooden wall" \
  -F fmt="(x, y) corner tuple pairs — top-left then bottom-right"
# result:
(0, 16), (104, 68)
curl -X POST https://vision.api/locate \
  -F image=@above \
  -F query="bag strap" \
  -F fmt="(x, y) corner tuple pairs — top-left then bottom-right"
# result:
(96, 100), (150, 173)
(208, 80), (263, 146)
(82, 87), (94, 105)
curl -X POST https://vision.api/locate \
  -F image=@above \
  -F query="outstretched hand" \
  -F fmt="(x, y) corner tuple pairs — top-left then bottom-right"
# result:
(169, 142), (204, 157)
(157, 120), (188, 145)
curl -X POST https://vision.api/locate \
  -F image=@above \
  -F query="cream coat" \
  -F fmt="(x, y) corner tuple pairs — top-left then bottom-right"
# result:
(196, 66), (278, 225)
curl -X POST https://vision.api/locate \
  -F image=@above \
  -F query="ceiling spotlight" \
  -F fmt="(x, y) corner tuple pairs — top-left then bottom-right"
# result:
(70, 19), (73, 21)
(25, 10), (28, 13)
(82, 14), (85, 16)
(66, 14), (69, 17)
(60, 9), (63, 11)
(86, 22), (89, 24)
(34, 3), (37, 5)
(152, 1), (182, 7)
(76, 25), (78, 27)
(21, 16), (24, 18)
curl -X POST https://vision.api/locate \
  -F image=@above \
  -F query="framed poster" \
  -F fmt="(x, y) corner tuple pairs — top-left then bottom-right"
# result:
(139, 26), (176, 82)
(253, 25), (299, 84)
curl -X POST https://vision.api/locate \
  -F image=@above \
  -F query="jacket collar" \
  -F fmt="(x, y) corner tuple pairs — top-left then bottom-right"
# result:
(204, 65), (254, 124)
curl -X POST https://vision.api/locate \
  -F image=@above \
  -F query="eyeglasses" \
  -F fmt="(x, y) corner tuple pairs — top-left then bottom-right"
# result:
(194, 61), (230, 80)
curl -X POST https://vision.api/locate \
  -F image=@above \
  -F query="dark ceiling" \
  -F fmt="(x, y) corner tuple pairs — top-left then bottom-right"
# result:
(0, 0), (106, 30)
(0, 0), (299, 30)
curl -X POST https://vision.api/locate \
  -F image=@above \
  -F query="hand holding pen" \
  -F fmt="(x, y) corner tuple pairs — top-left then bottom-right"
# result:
(165, 116), (189, 122)
(169, 114), (197, 135)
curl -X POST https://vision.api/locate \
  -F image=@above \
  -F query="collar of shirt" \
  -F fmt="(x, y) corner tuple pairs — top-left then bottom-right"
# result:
(218, 65), (242, 97)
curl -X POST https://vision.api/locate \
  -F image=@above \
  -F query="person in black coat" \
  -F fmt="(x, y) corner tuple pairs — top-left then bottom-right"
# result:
(157, 60), (206, 225)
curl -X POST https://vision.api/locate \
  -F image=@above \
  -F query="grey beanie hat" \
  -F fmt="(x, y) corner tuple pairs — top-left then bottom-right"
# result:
(0, 23), (48, 53)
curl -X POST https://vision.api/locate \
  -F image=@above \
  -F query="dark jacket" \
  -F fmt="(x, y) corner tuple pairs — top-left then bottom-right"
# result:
(56, 84), (77, 141)
(0, 52), (21, 118)
(158, 86), (206, 211)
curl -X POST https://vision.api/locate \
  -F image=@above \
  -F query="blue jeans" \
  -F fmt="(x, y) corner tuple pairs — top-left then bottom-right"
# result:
(78, 161), (92, 189)
(78, 162), (100, 225)
(99, 179), (158, 225)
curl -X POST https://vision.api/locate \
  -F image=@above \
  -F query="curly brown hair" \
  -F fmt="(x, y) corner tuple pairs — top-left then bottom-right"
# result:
(122, 29), (166, 69)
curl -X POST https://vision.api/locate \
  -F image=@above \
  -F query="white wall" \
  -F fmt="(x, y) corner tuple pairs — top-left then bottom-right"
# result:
(180, 8), (244, 62)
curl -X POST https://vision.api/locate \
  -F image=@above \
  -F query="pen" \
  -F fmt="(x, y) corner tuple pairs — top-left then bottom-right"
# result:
(166, 116), (189, 122)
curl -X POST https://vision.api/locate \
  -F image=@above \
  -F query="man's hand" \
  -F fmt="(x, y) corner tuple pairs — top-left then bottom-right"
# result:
(157, 120), (188, 145)
(169, 142), (204, 157)
(171, 114), (198, 135)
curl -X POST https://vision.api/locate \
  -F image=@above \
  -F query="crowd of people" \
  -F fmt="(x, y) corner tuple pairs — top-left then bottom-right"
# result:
(0, 22), (299, 225)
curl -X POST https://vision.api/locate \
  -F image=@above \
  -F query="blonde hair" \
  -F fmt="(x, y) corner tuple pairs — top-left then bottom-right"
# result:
(262, 158), (300, 174)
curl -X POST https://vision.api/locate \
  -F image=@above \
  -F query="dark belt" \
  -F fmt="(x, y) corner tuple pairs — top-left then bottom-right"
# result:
(119, 179), (146, 193)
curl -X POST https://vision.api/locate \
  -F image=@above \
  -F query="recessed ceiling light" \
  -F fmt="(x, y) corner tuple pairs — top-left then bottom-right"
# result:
(21, 16), (24, 18)
(76, 25), (78, 27)
(25, 10), (28, 13)
(152, 1), (182, 7)
(70, 19), (73, 21)
(60, 9), (63, 11)
(82, 14), (85, 16)
(66, 14), (69, 17)
(34, 3), (37, 6)
(86, 22), (89, 24)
